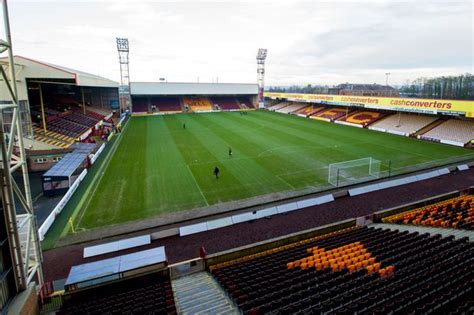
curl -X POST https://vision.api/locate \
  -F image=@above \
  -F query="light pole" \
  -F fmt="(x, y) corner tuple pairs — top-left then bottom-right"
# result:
(385, 72), (391, 97)
(385, 72), (391, 87)
(257, 48), (267, 109)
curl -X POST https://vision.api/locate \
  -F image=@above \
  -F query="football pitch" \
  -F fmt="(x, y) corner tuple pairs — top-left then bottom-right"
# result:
(76, 111), (473, 229)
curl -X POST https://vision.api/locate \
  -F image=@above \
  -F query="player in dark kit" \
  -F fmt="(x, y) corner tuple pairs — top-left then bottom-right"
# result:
(229, 147), (232, 157)
(183, 123), (186, 129)
(214, 166), (220, 179)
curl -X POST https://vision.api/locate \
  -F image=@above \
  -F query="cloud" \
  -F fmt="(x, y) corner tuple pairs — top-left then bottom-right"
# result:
(4, 0), (473, 85)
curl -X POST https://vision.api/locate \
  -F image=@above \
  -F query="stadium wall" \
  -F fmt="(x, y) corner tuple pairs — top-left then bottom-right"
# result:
(265, 92), (474, 118)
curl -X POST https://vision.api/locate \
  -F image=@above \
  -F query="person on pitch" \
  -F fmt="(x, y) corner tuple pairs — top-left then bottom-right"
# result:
(214, 166), (220, 179)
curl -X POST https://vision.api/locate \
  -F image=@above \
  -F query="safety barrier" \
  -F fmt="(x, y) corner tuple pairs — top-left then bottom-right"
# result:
(38, 169), (88, 240)
(179, 194), (334, 237)
(90, 143), (106, 165)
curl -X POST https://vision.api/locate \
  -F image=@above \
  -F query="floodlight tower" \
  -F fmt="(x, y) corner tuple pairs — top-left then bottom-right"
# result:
(0, 0), (44, 290)
(116, 38), (131, 113)
(256, 48), (267, 109)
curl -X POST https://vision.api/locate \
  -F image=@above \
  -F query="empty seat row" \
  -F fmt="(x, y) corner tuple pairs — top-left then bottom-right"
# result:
(370, 113), (438, 135)
(383, 195), (473, 230)
(421, 119), (474, 144)
(57, 273), (176, 315)
(210, 226), (474, 314)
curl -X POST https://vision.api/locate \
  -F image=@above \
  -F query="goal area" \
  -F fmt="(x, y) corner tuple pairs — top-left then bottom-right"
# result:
(328, 157), (381, 187)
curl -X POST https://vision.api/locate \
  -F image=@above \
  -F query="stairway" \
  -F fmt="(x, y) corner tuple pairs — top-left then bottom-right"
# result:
(414, 118), (447, 136)
(370, 223), (474, 242)
(33, 126), (74, 148)
(172, 272), (239, 315)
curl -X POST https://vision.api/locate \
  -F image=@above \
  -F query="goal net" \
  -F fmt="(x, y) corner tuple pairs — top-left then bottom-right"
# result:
(328, 157), (381, 187)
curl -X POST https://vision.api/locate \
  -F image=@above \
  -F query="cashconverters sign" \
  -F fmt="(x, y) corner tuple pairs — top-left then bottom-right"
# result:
(264, 92), (474, 118)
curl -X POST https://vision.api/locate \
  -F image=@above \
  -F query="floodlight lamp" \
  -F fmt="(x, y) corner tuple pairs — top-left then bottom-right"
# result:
(116, 38), (129, 51)
(257, 48), (267, 60)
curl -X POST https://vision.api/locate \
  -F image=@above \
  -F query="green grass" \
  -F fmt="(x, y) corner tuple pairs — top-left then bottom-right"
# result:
(76, 111), (473, 229)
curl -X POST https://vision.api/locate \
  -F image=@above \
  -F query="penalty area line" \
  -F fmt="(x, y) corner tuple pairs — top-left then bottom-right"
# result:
(186, 164), (209, 206)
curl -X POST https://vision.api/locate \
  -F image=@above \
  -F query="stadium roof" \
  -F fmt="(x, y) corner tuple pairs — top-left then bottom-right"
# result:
(64, 247), (166, 288)
(43, 152), (87, 178)
(43, 143), (96, 178)
(130, 82), (258, 96)
(0, 55), (118, 88)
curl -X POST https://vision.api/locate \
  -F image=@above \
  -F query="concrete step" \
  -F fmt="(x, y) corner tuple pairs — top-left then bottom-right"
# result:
(172, 271), (239, 315)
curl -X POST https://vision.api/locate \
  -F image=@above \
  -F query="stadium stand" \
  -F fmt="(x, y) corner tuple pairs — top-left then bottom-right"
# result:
(268, 102), (291, 111)
(338, 110), (388, 127)
(85, 110), (108, 121)
(41, 111), (103, 139)
(276, 103), (307, 114)
(383, 195), (473, 230)
(294, 105), (326, 117)
(57, 272), (176, 315)
(184, 97), (213, 112)
(369, 113), (439, 136)
(151, 97), (182, 112)
(236, 97), (255, 108)
(311, 107), (349, 121)
(420, 119), (474, 146)
(210, 96), (241, 110)
(132, 97), (149, 113)
(210, 225), (474, 314)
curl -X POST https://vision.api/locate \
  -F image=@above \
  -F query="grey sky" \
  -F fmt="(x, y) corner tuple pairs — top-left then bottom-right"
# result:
(2, 0), (473, 86)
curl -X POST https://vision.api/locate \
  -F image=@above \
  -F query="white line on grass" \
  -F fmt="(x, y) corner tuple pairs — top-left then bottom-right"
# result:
(276, 175), (296, 189)
(186, 164), (209, 206)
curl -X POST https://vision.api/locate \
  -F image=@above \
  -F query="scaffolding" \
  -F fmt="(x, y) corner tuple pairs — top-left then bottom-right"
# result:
(0, 0), (43, 291)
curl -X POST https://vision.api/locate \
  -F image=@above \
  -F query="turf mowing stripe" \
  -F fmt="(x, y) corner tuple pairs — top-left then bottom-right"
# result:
(80, 116), (209, 228)
(73, 121), (131, 232)
(168, 115), (260, 203)
(71, 111), (474, 230)
(179, 114), (297, 194)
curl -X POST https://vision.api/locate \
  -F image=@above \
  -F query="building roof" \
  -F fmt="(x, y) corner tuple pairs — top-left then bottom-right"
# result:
(0, 56), (118, 88)
(130, 82), (258, 96)
(43, 143), (96, 178)
(335, 83), (397, 91)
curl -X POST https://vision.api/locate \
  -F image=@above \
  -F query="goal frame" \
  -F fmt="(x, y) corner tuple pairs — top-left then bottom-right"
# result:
(328, 157), (381, 187)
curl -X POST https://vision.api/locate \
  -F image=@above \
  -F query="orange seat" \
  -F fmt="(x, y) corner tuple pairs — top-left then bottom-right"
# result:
(373, 263), (381, 272)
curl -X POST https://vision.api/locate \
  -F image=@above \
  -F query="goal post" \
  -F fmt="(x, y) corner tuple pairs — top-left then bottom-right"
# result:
(328, 157), (381, 187)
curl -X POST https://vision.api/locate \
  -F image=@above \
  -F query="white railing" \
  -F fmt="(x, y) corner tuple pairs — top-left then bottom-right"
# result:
(90, 143), (106, 165)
